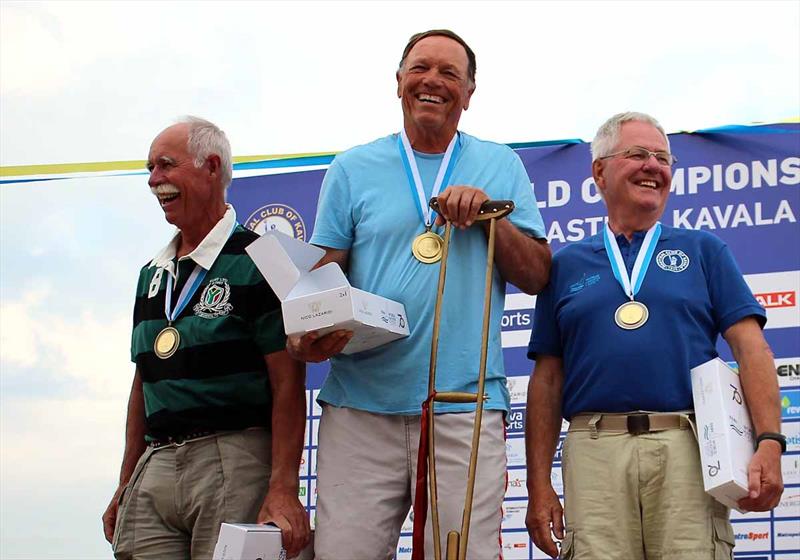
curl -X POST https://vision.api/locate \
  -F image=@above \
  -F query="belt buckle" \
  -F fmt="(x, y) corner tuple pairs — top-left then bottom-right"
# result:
(627, 414), (650, 435)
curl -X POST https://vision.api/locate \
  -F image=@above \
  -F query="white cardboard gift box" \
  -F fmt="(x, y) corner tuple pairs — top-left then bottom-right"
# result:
(246, 231), (409, 354)
(212, 523), (313, 560)
(691, 357), (754, 512)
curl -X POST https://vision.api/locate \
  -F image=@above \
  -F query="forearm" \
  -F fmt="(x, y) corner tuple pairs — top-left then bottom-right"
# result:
(725, 319), (781, 435)
(487, 219), (551, 295)
(735, 343), (780, 435)
(118, 370), (147, 485)
(525, 357), (564, 492)
(268, 355), (307, 490)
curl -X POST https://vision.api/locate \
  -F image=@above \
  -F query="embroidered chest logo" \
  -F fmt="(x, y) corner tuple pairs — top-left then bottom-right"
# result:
(569, 273), (601, 294)
(193, 278), (233, 318)
(656, 250), (690, 273)
(148, 268), (164, 298)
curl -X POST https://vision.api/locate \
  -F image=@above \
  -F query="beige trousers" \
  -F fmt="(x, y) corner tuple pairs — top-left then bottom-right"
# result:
(314, 405), (507, 560)
(561, 421), (735, 560)
(113, 429), (272, 560)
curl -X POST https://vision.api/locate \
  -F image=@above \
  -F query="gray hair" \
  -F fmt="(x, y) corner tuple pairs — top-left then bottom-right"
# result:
(590, 112), (670, 162)
(177, 115), (233, 189)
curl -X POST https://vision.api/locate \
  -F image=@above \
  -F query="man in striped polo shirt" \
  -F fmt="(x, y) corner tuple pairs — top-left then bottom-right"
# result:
(102, 117), (310, 559)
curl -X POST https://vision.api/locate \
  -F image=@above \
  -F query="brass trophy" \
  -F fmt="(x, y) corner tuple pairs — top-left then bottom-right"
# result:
(419, 197), (515, 560)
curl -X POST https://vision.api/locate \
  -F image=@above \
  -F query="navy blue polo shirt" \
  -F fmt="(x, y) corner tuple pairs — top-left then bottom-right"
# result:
(528, 224), (765, 420)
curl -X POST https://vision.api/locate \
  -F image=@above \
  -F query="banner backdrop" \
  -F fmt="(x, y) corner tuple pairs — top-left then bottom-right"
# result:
(229, 124), (800, 559)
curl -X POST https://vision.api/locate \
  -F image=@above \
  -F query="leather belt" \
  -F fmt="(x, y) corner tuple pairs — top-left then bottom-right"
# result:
(148, 430), (218, 449)
(569, 412), (694, 436)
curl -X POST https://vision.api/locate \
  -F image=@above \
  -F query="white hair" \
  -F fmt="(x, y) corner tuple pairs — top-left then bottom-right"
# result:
(176, 115), (233, 189)
(590, 112), (670, 162)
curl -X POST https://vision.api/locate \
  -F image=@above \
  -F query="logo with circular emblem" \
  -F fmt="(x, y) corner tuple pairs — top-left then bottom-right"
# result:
(245, 203), (307, 240)
(656, 249), (690, 273)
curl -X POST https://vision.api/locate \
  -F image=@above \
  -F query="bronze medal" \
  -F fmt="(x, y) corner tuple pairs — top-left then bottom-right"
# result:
(154, 326), (180, 359)
(412, 231), (444, 264)
(614, 300), (649, 330)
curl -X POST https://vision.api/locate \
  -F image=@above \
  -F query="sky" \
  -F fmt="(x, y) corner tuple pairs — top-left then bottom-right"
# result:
(0, 1), (798, 558)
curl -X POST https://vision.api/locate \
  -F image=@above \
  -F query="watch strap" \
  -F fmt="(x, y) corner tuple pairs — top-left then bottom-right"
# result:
(755, 432), (787, 453)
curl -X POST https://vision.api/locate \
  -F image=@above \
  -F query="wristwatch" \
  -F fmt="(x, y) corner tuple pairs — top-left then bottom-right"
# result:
(755, 432), (787, 453)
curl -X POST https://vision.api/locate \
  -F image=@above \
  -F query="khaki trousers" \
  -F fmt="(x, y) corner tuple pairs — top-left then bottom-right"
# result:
(112, 429), (272, 560)
(314, 405), (507, 560)
(561, 419), (735, 560)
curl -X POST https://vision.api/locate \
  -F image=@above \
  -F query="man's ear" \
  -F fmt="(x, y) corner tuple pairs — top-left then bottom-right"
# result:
(592, 159), (606, 192)
(463, 83), (476, 111)
(396, 70), (403, 98)
(206, 154), (221, 178)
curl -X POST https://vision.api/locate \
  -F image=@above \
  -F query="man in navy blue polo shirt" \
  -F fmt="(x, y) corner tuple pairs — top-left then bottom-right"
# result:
(524, 112), (784, 559)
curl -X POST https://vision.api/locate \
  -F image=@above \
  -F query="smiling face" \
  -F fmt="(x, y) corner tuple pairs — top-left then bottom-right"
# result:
(396, 35), (475, 151)
(592, 120), (673, 233)
(147, 123), (224, 232)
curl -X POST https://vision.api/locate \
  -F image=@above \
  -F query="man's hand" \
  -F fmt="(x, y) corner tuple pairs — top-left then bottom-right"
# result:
(434, 186), (489, 229)
(737, 440), (784, 511)
(257, 485), (311, 558)
(526, 484), (564, 559)
(102, 485), (124, 543)
(286, 330), (352, 363)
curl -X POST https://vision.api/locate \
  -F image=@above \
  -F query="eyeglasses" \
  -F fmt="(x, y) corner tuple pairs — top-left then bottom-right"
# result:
(598, 146), (677, 167)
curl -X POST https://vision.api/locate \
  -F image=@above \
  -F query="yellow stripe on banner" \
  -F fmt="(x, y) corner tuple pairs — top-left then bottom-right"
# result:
(0, 151), (337, 178)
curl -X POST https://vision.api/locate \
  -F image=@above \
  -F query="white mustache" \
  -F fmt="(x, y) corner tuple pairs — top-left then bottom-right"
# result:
(150, 184), (180, 196)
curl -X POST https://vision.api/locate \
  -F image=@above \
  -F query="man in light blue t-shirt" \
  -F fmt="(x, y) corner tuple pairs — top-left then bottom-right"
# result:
(287, 30), (551, 559)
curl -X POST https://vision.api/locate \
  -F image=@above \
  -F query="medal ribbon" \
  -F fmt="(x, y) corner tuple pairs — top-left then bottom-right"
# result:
(398, 129), (461, 227)
(163, 220), (238, 322)
(602, 222), (661, 300)
(165, 265), (207, 323)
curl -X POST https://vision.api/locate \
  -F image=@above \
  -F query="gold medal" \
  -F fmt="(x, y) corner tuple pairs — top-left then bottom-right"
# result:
(412, 231), (444, 264)
(614, 300), (649, 330)
(154, 326), (180, 359)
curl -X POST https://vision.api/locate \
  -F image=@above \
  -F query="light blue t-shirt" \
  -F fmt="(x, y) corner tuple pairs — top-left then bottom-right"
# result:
(310, 132), (546, 415)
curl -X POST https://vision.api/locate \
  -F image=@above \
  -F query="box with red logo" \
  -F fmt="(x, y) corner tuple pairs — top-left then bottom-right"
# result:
(212, 523), (313, 560)
(246, 231), (409, 354)
(691, 357), (755, 512)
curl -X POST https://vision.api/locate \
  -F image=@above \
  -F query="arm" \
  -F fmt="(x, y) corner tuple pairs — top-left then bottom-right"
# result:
(434, 186), (552, 295)
(723, 317), (784, 511)
(286, 247), (354, 362)
(257, 350), (311, 558)
(525, 355), (565, 559)
(102, 369), (147, 543)
(490, 219), (551, 294)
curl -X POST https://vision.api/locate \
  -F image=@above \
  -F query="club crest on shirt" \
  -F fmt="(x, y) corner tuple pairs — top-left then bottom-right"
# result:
(193, 278), (233, 318)
(656, 249), (690, 273)
(246, 203), (307, 240)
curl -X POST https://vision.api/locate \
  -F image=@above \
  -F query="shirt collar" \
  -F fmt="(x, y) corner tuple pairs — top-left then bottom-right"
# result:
(149, 204), (237, 275)
(591, 220), (672, 252)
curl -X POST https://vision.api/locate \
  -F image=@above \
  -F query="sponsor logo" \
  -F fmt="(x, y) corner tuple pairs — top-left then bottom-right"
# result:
(398, 546), (412, 553)
(506, 376), (528, 405)
(568, 273), (600, 294)
(193, 278), (233, 318)
(781, 389), (800, 418)
(755, 291), (796, 308)
(656, 249), (690, 273)
(777, 361), (800, 384)
(246, 203), (307, 240)
(502, 310), (532, 329)
(507, 409), (525, 434)
(734, 531), (769, 541)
